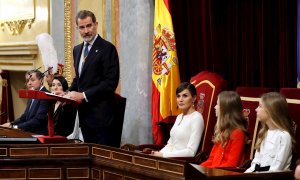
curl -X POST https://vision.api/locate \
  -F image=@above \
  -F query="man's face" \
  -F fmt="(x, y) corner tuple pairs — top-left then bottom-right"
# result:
(77, 16), (98, 43)
(27, 72), (42, 90)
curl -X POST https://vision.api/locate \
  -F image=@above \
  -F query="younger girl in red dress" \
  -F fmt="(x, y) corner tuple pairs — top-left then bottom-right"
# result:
(201, 91), (248, 168)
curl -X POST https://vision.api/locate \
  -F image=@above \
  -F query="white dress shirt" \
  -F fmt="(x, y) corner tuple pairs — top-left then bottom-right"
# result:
(245, 129), (292, 172)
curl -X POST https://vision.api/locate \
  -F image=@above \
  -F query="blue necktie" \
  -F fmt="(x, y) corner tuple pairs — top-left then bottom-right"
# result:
(28, 99), (34, 114)
(79, 43), (89, 76)
(84, 43), (89, 59)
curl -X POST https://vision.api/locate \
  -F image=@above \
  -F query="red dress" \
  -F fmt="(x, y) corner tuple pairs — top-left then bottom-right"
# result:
(201, 129), (246, 168)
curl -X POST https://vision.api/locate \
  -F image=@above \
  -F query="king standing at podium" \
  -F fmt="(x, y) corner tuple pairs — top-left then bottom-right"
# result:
(67, 10), (120, 146)
(0, 69), (49, 135)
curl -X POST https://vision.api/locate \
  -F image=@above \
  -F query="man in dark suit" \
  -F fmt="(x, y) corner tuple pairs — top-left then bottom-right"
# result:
(0, 70), (49, 135)
(67, 10), (120, 146)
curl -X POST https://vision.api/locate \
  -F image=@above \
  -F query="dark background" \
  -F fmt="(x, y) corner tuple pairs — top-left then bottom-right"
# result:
(170, 0), (297, 90)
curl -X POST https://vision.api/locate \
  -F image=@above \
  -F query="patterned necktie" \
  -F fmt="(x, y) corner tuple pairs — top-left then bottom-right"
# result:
(84, 43), (89, 59)
(79, 43), (89, 76)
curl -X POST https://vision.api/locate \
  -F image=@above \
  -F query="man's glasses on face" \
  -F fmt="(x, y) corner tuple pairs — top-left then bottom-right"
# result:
(77, 23), (94, 31)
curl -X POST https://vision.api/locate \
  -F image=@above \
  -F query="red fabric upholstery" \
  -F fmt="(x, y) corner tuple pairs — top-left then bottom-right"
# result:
(236, 87), (274, 160)
(280, 88), (300, 169)
(134, 71), (227, 159)
(190, 71), (227, 154)
(157, 116), (177, 144)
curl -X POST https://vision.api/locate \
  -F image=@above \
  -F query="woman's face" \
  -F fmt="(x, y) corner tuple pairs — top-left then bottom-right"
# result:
(51, 79), (64, 96)
(256, 100), (269, 123)
(214, 98), (220, 117)
(176, 89), (195, 111)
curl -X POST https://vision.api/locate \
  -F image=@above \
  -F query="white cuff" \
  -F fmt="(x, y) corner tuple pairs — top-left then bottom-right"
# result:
(83, 92), (88, 102)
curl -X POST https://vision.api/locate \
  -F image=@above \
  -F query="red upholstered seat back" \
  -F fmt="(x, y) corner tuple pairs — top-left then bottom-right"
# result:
(280, 88), (300, 169)
(236, 87), (274, 160)
(190, 71), (227, 153)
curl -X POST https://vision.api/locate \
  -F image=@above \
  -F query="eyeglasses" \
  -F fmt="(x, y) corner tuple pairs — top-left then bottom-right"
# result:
(77, 23), (94, 31)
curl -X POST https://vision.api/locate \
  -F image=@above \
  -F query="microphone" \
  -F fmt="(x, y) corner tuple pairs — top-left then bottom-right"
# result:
(27, 66), (42, 80)
(41, 67), (53, 77)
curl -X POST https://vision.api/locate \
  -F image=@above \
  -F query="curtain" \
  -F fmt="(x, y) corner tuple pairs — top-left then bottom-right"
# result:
(170, 0), (297, 90)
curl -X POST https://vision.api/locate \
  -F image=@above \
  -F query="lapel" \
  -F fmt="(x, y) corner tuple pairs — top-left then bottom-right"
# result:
(25, 86), (48, 119)
(79, 35), (104, 77)
(53, 103), (63, 119)
(74, 43), (84, 77)
(26, 99), (36, 119)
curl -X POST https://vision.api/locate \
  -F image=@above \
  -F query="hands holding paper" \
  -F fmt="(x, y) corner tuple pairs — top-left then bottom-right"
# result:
(64, 91), (84, 103)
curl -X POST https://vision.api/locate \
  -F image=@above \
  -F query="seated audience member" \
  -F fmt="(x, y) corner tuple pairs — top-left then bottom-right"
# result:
(152, 82), (204, 158)
(0, 69), (49, 135)
(201, 91), (248, 168)
(245, 92), (295, 173)
(50, 76), (77, 137)
(295, 160), (300, 179)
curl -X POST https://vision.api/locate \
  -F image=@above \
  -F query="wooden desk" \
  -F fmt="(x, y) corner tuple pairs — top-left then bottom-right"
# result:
(0, 129), (294, 179)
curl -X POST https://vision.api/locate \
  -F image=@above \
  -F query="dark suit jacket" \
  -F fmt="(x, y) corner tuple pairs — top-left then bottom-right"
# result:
(12, 86), (50, 135)
(52, 103), (77, 137)
(69, 35), (119, 129)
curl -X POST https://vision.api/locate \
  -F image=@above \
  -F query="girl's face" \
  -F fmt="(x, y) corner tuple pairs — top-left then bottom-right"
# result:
(176, 89), (195, 112)
(51, 79), (64, 96)
(214, 98), (220, 117)
(256, 100), (269, 123)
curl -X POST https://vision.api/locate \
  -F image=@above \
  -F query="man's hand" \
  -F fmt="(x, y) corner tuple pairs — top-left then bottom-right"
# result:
(151, 151), (163, 157)
(295, 165), (300, 179)
(0, 122), (11, 128)
(65, 91), (84, 103)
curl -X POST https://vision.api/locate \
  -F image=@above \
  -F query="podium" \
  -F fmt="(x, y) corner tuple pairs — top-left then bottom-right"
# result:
(18, 89), (78, 143)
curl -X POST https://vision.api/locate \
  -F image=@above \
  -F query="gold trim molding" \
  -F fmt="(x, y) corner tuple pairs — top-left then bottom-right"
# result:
(0, 0), (36, 36)
(64, 0), (73, 85)
(0, 18), (35, 35)
(0, 43), (38, 71)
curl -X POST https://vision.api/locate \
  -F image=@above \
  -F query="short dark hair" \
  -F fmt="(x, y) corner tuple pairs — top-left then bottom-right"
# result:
(28, 69), (44, 80)
(76, 10), (96, 25)
(176, 82), (197, 97)
(53, 76), (69, 92)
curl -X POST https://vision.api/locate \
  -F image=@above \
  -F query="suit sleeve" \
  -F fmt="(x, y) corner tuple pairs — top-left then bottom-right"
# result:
(17, 99), (49, 133)
(13, 101), (31, 125)
(69, 47), (80, 91)
(84, 45), (119, 102)
(13, 113), (27, 125)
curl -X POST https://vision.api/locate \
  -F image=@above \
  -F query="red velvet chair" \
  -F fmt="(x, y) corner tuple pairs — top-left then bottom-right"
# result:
(280, 88), (300, 169)
(235, 87), (274, 162)
(190, 71), (227, 155)
(122, 71), (227, 162)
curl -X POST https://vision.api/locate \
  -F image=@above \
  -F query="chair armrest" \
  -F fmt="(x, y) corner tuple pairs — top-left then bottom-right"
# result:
(157, 116), (177, 125)
(218, 167), (247, 173)
(194, 151), (209, 163)
(138, 144), (165, 151)
(120, 143), (165, 154)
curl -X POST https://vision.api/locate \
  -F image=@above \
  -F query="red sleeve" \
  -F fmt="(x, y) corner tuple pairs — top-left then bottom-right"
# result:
(200, 144), (217, 167)
(218, 129), (246, 167)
